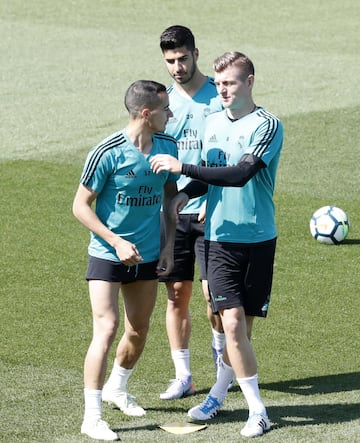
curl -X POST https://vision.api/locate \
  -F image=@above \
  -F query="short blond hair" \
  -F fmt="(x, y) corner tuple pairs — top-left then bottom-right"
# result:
(213, 52), (255, 79)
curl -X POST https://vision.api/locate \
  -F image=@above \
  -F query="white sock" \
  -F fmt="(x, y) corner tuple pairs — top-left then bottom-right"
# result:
(209, 356), (234, 402)
(171, 349), (191, 380)
(104, 359), (134, 391)
(83, 388), (102, 422)
(237, 374), (266, 416)
(212, 328), (226, 353)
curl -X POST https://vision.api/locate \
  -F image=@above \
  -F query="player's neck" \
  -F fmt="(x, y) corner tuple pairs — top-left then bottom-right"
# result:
(125, 123), (153, 154)
(227, 102), (257, 121)
(175, 71), (207, 98)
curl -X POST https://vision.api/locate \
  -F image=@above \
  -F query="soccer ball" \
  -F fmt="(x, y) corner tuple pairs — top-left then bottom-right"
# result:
(310, 206), (350, 245)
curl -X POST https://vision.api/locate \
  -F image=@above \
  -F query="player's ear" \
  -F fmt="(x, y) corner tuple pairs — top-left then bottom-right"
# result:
(193, 48), (199, 60)
(247, 74), (255, 88)
(141, 108), (151, 120)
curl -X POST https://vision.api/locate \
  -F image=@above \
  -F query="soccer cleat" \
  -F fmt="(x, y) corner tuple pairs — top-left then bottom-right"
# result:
(81, 419), (119, 441)
(187, 394), (223, 420)
(240, 413), (271, 437)
(102, 388), (146, 416)
(160, 376), (195, 400)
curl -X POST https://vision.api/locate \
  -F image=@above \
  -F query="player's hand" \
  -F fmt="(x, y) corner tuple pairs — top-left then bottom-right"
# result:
(170, 192), (189, 222)
(113, 238), (143, 265)
(198, 201), (206, 224)
(156, 246), (174, 276)
(150, 154), (182, 174)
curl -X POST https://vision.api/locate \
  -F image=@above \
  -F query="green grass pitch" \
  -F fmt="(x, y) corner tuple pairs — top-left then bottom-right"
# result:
(1, 1), (359, 441)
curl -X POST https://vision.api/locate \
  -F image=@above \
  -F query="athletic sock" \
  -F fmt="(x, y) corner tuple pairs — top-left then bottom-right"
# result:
(209, 356), (234, 401)
(105, 359), (134, 391)
(83, 388), (102, 422)
(237, 373), (266, 416)
(171, 349), (191, 380)
(211, 328), (226, 354)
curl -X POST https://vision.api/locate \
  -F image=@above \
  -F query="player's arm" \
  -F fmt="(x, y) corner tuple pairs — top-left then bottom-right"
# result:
(157, 181), (178, 276)
(150, 153), (264, 188)
(164, 178), (208, 224)
(181, 154), (265, 187)
(178, 179), (208, 200)
(72, 184), (143, 265)
(150, 154), (208, 200)
(72, 184), (115, 242)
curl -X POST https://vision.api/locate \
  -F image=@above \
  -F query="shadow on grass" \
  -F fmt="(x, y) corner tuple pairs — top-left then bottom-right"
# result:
(114, 424), (159, 433)
(261, 372), (360, 395)
(129, 373), (360, 433)
(207, 402), (360, 429)
(112, 373), (360, 436)
(269, 402), (360, 429)
(217, 372), (360, 429)
(114, 401), (360, 434)
(342, 238), (360, 245)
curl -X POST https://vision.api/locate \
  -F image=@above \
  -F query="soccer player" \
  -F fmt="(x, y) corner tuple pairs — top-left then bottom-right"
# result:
(158, 25), (226, 400)
(72, 80), (178, 441)
(151, 51), (283, 438)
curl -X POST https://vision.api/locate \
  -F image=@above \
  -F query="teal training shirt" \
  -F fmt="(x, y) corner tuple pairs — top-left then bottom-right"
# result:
(202, 108), (283, 243)
(165, 77), (222, 214)
(80, 130), (179, 262)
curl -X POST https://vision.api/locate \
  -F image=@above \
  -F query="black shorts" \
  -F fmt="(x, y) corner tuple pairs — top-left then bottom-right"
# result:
(159, 213), (206, 282)
(205, 238), (277, 317)
(86, 256), (158, 284)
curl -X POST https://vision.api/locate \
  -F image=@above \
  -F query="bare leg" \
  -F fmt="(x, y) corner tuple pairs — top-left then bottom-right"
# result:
(220, 307), (267, 421)
(202, 279), (224, 332)
(84, 280), (121, 389)
(101, 279), (158, 417)
(220, 307), (257, 377)
(82, 280), (121, 439)
(165, 280), (192, 351)
(115, 279), (158, 368)
(160, 280), (195, 399)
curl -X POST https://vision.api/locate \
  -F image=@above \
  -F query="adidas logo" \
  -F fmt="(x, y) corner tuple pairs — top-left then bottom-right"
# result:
(208, 134), (218, 143)
(125, 169), (136, 178)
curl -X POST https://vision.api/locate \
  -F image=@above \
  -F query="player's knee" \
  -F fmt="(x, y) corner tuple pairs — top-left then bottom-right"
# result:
(126, 323), (150, 345)
(94, 315), (119, 343)
(167, 281), (192, 306)
(222, 308), (247, 338)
